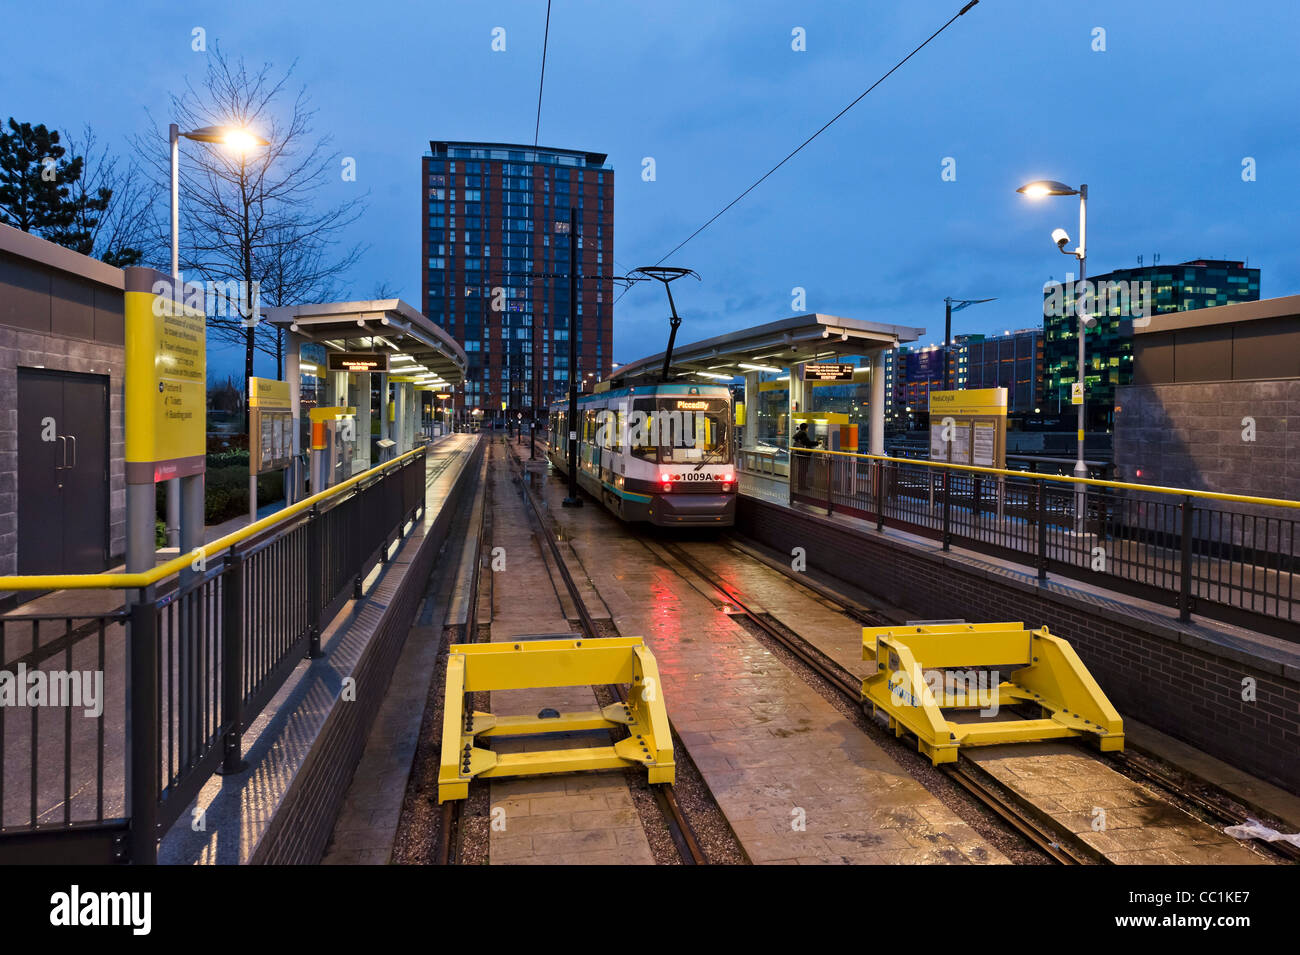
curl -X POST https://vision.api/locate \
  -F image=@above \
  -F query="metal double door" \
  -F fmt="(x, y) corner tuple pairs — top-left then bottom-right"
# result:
(16, 368), (109, 574)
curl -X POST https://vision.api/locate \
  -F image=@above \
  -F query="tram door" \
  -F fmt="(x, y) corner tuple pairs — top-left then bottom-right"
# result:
(16, 368), (110, 574)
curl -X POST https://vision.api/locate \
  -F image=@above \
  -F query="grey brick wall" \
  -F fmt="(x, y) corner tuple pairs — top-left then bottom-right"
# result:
(738, 496), (1300, 795)
(1114, 379), (1300, 502)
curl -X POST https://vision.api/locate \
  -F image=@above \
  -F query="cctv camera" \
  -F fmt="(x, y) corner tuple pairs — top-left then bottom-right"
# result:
(1052, 228), (1071, 251)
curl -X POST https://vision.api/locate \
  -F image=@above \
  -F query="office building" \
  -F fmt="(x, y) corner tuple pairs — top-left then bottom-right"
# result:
(421, 141), (614, 419)
(1042, 258), (1259, 428)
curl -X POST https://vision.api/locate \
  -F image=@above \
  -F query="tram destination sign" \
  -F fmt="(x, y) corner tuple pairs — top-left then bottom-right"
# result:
(328, 351), (391, 373)
(802, 362), (855, 381)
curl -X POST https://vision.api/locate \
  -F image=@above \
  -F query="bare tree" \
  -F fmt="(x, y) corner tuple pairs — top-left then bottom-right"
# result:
(60, 125), (156, 267)
(134, 44), (367, 420)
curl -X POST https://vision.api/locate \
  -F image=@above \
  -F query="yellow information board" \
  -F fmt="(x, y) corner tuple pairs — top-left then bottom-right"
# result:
(124, 269), (206, 484)
(249, 377), (293, 476)
(928, 388), (1007, 469)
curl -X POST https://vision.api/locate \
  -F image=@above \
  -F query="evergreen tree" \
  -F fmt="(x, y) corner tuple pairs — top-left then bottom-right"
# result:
(0, 119), (84, 236)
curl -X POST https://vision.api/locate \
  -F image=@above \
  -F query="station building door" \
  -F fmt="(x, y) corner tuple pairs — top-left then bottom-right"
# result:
(16, 368), (110, 574)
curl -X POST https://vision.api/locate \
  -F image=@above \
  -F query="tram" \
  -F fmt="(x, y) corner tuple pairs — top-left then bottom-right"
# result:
(547, 380), (736, 526)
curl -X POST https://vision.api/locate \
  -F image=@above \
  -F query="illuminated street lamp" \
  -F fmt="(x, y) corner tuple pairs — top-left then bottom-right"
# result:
(1017, 178), (1089, 530)
(169, 124), (270, 280)
(159, 123), (268, 564)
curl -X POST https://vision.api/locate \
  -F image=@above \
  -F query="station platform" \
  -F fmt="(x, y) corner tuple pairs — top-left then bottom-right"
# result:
(158, 434), (481, 864)
(733, 475), (1300, 799)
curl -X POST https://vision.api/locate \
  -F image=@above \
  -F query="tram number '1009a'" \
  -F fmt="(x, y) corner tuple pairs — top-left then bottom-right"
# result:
(676, 471), (724, 482)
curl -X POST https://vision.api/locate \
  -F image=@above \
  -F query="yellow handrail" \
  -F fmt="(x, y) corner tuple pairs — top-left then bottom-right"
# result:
(801, 446), (1300, 510)
(0, 446), (429, 593)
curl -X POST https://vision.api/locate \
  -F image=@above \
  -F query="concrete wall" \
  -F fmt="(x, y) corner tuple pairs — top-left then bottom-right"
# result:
(738, 496), (1300, 795)
(0, 228), (126, 575)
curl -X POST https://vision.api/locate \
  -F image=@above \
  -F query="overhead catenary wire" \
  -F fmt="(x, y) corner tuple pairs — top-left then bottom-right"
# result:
(534, 0), (553, 147)
(613, 0), (980, 309)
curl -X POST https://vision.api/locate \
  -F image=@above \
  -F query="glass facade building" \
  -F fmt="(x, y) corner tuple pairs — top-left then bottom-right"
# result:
(1042, 259), (1259, 428)
(421, 141), (614, 419)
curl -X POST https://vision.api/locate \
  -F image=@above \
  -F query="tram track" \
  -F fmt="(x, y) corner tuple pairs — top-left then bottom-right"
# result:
(436, 440), (718, 864)
(513, 435), (1293, 866)
(651, 535), (1295, 866)
(648, 537), (1088, 864)
(506, 445), (709, 864)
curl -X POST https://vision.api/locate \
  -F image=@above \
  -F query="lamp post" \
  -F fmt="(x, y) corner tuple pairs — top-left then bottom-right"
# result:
(942, 296), (996, 391)
(1017, 178), (1089, 531)
(162, 123), (268, 570)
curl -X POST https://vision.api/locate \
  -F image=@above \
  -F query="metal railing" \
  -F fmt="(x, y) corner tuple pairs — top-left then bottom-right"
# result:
(778, 448), (1300, 642)
(0, 446), (429, 864)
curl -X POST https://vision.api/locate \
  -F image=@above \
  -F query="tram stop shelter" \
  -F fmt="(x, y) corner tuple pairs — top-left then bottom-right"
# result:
(610, 313), (921, 478)
(266, 299), (466, 499)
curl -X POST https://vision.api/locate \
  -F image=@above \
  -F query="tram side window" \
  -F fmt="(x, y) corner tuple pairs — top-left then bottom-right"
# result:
(629, 397), (657, 461)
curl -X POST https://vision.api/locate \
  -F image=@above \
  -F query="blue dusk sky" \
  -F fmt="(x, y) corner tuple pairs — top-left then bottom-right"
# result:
(4, 1), (1297, 380)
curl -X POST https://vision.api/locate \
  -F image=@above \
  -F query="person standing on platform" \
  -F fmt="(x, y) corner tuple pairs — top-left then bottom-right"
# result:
(792, 422), (821, 491)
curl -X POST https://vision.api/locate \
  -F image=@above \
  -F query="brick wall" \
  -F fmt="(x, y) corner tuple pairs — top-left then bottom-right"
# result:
(738, 496), (1300, 794)
(1114, 379), (1300, 501)
(251, 440), (483, 864)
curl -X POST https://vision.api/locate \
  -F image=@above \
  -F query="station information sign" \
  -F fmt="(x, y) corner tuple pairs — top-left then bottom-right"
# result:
(249, 377), (293, 476)
(327, 352), (391, 373)
(802, 362), (855, 381)
(124, 270), (207, 484)
(927, 388), (1007, 469)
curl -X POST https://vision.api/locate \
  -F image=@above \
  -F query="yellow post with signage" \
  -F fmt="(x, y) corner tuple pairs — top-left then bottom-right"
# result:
(124, 267), (207, 577)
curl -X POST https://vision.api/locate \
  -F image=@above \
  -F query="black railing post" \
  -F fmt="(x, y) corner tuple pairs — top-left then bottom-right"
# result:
(219, 551), (248, 774)
(1179, 495), (1194, 621)
(307, 503), (325, 658)
(352, 481), (365, 599)
(1036, 478), (1049, 580)
(380, 466), (392, 563)
(128, 592), (159, 865)
(876, 462), (886, 532)
(825, 455), (833, 517)
(941, 470), (952, 551)
(420, 449), (427, 521)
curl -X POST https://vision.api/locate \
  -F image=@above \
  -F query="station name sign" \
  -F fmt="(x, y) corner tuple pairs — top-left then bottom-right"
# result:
(802, 363), (855, 381)
(328, 352), (390, 373)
